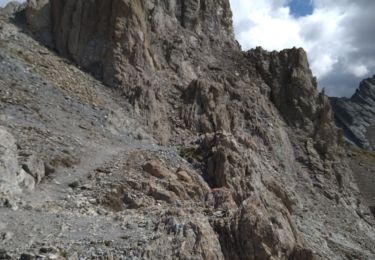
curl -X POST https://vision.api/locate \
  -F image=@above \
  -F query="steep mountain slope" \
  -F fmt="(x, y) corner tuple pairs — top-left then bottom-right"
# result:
(330, 75), (375, 235)
(0, 1), (374, 259)
(331, 75), (375, 151)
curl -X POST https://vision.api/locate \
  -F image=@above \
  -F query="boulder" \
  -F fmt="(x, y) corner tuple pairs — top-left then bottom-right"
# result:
(21, 154), (45, 184)
(0, 127), (21, 194)
(0, 127), (37, 194)
(175, 169), (192, 183)
(16, 169), (36, 192)
(143, 160), (172, 179)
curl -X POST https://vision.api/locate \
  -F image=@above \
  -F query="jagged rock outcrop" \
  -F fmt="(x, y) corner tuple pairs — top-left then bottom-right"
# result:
(248, 47), (342, 158)
(331, 75), (375, 150)
(179, 47), (371, 258)
(0, 0), (372, 259)
(0, 127), (36, 196)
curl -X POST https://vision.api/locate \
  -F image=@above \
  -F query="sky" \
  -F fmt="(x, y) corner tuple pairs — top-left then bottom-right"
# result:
(1, 0), (374, 97)
(0, 0), (15, 6)
(229, 0), (375, 97)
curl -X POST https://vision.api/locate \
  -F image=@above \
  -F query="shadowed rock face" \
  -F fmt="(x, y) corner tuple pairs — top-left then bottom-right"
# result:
(0, 0), (369, 259)
(27, 0), (237, 86)
(331, 76), (375, 151)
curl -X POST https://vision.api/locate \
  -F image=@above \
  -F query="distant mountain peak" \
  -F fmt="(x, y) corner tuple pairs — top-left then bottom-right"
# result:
(331, 75), (375, 150)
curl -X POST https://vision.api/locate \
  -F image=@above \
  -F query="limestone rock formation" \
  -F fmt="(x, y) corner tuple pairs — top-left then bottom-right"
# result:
(0, 0), (373, 259)
(26, 0), (236, 85)
(331, 75), (375, 150)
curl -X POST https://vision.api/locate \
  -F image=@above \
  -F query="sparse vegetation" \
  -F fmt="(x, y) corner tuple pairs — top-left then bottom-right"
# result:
(353, 148), (375, 164)
(50, 155), (80, 168)
(178, 146), (204, 162)
(15, 49), (33, 64)
(60, 251), (68, 258)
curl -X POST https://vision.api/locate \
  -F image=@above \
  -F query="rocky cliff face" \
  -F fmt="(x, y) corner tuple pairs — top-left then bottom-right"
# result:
(331, 75), (375, 151)
(27, 0), (236, 82)
(0, 0), (374, 259)
(27, 0), (238, 144)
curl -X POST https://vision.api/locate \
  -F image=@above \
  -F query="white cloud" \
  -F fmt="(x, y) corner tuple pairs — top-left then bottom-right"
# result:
(0, 0), (24, 7)
(230, 0), (375, 97)
(348, 65), (369, 78)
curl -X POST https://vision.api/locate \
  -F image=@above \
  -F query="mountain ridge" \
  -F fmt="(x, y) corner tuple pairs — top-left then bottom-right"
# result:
(330, 75), (375, 151)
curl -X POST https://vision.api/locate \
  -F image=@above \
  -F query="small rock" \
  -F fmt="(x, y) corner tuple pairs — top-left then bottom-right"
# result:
(104, 240), (112, 247)
(44, 162), (56, 176)
(1, 231), (13, 241)
(0, 249), (11, 259)
(123, 193), (143, 209)
(17, 169), (36, 191)
(68, 181), (80, 189)
(21, 154), (45, 184)
(20, 253), (35, 260)
(175, 170), (192, 183)
(39, 246), (58, 255)
(148, 186), (177, 204)
(142, 161), (171, 179)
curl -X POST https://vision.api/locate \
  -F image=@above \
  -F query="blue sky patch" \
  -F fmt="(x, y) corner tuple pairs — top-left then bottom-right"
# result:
(288, 0), (314, 17)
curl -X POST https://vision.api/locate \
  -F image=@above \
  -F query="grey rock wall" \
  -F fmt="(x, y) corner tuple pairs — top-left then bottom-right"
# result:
(331, 75), (375, 150)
